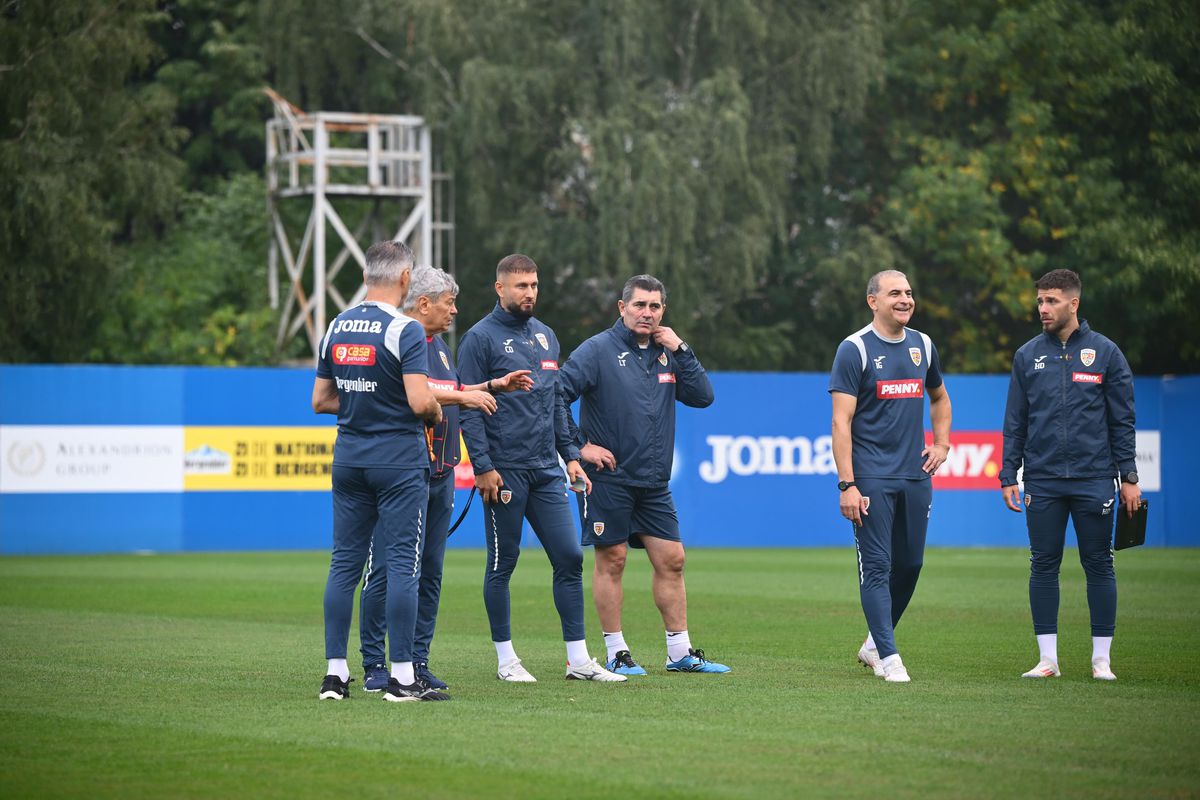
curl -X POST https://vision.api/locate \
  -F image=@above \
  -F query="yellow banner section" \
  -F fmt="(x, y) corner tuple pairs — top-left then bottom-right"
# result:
(183, 427), (337, 491)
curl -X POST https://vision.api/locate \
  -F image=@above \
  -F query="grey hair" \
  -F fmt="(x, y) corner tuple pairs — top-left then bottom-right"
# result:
(621, 274), (667, 304)
(867, 269), (908, 296)
(402, 265), (460, 311)
(364, 240), (415, 286)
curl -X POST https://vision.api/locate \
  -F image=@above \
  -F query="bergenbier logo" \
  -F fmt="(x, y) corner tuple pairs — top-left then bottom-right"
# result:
(1081, 348), (1096, 367)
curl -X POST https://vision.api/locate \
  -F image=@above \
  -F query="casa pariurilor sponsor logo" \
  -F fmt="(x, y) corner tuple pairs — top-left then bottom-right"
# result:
(184, 444), (232, 475)
(332, 344), (376, 366)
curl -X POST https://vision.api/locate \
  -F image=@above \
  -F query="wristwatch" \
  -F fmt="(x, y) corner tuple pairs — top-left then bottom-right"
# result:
(837, 480), (856, 492)
(677, 342), (690, 353)
(1122, 471), (1139, 485)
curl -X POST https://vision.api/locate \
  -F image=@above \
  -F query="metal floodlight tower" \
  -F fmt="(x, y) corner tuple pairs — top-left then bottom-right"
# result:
(264, 89), (453, 357)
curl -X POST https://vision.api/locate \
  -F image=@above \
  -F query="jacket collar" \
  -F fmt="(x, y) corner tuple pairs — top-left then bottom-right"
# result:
(1042, 318), (1091, 346)
(490, 302), (533, 328)
(611, 317), (656, 350)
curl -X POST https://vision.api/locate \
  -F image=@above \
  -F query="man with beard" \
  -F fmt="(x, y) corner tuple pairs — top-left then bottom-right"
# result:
(1001, 268), (1139, 681)
(457, 253), (625, 683)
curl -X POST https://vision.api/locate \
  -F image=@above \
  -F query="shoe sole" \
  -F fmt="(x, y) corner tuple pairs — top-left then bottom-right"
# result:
(318, 691), (348, 700)
(383, 694), (420, 702)
(565, 673), (628, 682)
(1022, 672), (1060, 678)
(497, 675), (537, 682)
(884, 676), (911, 683)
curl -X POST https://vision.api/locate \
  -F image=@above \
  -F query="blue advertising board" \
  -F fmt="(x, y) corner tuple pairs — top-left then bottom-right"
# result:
(1, 365), (1194, 554)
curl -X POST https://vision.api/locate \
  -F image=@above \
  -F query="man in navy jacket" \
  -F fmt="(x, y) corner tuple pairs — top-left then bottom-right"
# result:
(1002, 269), (1140, 682)
(458, 253), (624, 684)
(560, 274), (729, 675)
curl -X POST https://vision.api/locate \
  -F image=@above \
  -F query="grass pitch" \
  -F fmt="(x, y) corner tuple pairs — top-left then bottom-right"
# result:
(1, 547), (1198, 799)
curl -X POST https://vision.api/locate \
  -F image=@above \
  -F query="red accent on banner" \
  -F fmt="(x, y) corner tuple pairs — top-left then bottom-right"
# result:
(924, 430), (1004, 490)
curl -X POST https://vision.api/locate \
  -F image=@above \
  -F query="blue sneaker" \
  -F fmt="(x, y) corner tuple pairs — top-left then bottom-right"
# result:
(363, 664), (389, 692)
(665, 648), (731, 673)
(415, 661), (448, 690)
(606, 650), (648, 676)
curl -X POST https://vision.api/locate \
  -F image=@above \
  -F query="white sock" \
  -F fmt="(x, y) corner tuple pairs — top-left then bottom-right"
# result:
(881, 653), (903, 668)
(494, 640), (518, 665)
(327, 658), (349, 682)
(666, 630), (692, 662)
(863, 633), (876, 651)
(1092, 636), (1113, 663)
(603, 631), (629, 661)
(1037, 634), (1059, 663)
(391, 661), (414, 685)
(565, 639), (591, 667)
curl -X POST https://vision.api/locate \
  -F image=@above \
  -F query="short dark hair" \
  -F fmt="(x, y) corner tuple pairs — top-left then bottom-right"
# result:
(1035, 269), (1082, 295)
(496, 253), (538, 279)
(621, 274), (667, 304)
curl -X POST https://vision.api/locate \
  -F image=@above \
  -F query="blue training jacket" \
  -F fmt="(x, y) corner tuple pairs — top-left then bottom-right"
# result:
(1000, 320), (1136, 486)
(456, 303), (579, 475)
(560, 319), (714, 487)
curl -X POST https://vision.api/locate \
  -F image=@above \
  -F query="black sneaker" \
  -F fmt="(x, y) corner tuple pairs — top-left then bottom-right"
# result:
(363, 664), (389, 692)
(383, 676), (451, 702)
(318, 674), (352, 700)
(415, 661), (449, 690)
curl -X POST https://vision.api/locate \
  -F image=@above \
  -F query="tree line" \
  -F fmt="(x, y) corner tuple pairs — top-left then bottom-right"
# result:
(2, 0), (1196, 372)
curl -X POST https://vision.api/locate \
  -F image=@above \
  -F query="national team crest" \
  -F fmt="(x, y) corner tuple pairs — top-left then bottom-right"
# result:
(658, 352), (668, 366)
(862, 497), (871, 511)
(593, 522), (605, 535)
(499, 490), (512, 505)
(909, 347), (922, 367)
(1080, 348), (1096, 367)
(439, 351), (450, 371)
(535, 332), (549, 350)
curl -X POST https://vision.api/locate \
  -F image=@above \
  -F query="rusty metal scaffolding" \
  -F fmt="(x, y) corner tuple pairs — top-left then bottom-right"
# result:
(264, 89), (454, 357)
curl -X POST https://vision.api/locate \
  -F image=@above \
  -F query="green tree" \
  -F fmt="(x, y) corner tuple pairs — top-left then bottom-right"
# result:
(94, 173), (289, 366)
(832, 0), (1200, 372)
(0, 0), (185, 362)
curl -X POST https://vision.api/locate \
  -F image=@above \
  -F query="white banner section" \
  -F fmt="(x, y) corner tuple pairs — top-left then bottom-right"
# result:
(1135, 430), (1161, 492)
(0, 426), (184, 493)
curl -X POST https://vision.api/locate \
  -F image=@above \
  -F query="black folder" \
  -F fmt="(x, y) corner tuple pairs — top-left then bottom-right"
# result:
(1114, 499), (1148, 550)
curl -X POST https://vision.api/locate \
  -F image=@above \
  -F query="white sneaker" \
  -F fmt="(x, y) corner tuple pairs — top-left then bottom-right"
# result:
(881, 655), (911, 683)
(1092, 658), (1117, 681)
(857, 644), (885, 677)
(1021, 659), (1061, 678)
(497, 657), (537, 683)
(564, 657), (628, 682)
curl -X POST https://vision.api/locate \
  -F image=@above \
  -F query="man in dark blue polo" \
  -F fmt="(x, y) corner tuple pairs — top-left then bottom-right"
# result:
(357, 266), (533, 693)
(312, 240), (447, 702)
(560, 274), (728, 675)
(829, 269), (952, 684)
(1001, 268), (1140, 682)
(458, 253), (625, 683)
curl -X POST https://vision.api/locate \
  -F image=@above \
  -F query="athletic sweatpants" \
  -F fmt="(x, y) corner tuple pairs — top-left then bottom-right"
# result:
(852, 477), (932, 660)
(1024, 477), (1118, 637)
(482, 465), (585, 643)
(359, 468), (455, 668)
(324, 465), (428, 663)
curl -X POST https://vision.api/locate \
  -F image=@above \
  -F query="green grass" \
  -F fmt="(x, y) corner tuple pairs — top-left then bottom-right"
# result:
(1, 547), (1198, 799)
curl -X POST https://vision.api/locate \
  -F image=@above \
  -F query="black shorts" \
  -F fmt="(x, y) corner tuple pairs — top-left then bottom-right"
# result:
(576, 481), (680, 548)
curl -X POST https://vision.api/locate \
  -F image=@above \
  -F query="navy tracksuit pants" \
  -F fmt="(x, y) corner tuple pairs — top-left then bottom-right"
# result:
(853, 477), (931, 660)
(359, 468), (455, 668)
(1024, 477), (1118, 637)
(482, 466), (585, 643)
(324, 465), (428, 664)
